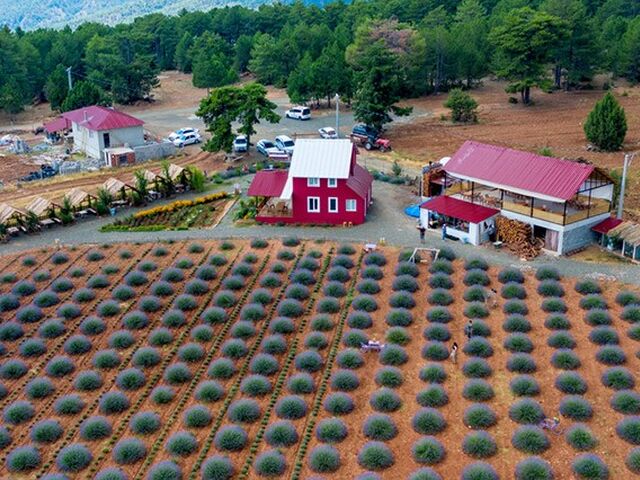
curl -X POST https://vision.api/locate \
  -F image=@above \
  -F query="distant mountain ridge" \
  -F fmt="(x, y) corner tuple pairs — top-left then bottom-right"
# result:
(1, 0), (325, 30)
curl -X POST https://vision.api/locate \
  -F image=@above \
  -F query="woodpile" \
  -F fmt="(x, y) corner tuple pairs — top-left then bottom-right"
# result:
(496, 216), (542, 259)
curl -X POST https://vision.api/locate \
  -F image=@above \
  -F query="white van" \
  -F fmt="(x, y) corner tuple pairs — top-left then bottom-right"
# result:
(285, 106), (311, 120)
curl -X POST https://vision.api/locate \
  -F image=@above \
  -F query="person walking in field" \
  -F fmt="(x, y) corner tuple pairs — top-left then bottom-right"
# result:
(464, 320), (474, 340)
(449, 342), (459, 364)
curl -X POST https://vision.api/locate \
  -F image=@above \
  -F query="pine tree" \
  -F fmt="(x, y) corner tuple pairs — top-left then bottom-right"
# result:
(583, 92), (627, 151)
(445, 89), (479, 122)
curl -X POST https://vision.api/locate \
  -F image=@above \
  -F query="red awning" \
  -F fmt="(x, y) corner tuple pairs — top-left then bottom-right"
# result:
(44, 117), (71, 133)
(592, 217), (623, 235)
(445, 141), (595, 201)
(247, 170), (288, 197)
(421, 196), (499, 223)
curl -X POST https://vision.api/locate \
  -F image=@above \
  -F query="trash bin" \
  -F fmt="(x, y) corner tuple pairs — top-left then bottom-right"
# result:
(109, 207), (116, 216)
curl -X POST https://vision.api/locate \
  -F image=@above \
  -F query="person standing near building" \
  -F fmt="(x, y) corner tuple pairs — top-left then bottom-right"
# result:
(442, 223), (447, 241)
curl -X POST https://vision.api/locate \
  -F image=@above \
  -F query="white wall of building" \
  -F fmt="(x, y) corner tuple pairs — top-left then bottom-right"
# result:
(72, 123), (144, 159)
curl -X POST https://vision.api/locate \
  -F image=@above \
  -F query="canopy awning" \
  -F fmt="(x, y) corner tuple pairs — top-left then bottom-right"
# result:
(167, 164), (185, 181)
(65, 188), (92, 208)
(421, 195), (499, 223)
(43, 117), (71, 134)
(609, 221), (640, 247)
(102, 177), (127, 196)
(26, 197), (55, 217)
(0, 203), (26, 223)
(592, 217), (624, 235)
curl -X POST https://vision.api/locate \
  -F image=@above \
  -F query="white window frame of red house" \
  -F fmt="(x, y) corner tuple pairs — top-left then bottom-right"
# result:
(307, 196), (320, 212)
(328, 178), (337, 188)
(307, 177), (320, 187)
(328, 197), (338, 213)
(346, 199), (357, 212)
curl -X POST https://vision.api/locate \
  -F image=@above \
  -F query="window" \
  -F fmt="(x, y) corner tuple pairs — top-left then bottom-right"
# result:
(346, 199), (357, 212)
(328, 178), (337, 188)
(307, 197), (320, 212)
(103, 133), (111, 148)
(307, 177), (319, 187)
(328, 197), (338, 213)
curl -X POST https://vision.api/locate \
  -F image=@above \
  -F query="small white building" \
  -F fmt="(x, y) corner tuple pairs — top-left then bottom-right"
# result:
(62, 106), (145, 162)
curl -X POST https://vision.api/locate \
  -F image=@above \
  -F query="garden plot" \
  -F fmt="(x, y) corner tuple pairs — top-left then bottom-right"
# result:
(0, 240), (639, 479)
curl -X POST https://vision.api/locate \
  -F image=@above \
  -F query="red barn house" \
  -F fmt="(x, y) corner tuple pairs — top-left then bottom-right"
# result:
(250, 139), (373, 225)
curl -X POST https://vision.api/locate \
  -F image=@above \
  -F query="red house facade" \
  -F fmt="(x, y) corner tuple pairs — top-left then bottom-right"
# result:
(250, 139), (373, 225)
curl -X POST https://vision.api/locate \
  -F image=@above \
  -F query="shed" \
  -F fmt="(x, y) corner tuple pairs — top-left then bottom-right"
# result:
(0, 203), (26, 226)
(104, 147), (135, 168)
(26, 197), (59, 218)
(420, 195), (499, 245)
(65, 188), (96, 210)
(167, 164), (186, 181)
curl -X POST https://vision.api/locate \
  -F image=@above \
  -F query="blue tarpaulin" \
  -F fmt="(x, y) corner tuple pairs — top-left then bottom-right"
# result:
(404, 204), (421, 218)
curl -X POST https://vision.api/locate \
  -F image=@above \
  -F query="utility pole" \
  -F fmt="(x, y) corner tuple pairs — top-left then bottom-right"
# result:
(335, 94), (340, 138)
(618, 152), (636, 219)
(66, 67), (73, 90)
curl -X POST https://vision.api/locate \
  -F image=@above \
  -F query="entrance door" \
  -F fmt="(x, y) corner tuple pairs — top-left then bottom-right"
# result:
(103, 133), (111, 148)
(544, 229), (559, 251)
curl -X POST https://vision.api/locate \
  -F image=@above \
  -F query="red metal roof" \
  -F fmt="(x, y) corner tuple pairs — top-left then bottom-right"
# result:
(43, 117), (71, 133)
(592, 217), (624, 234)
(420, 195), (499, 223)
(247, 170), (289, 197)
(62, 106), (144, 131)
(347, 163), (373, 199)
(445, 141), (594, 201)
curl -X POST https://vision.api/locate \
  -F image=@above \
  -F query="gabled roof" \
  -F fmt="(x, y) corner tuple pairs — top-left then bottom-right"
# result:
(248, 170), (288, 197)
(445, 141), (595, 202)
(62, 106), (144, 132)
(65, 188), (92, 208)
(592, 217), (624, 235)
(347, 163), (373, 199)
(26, 197), (55, 217)
(102, 178), (126, 196)
(289, 139), (354, 179)
(421, 196), (499, 223)
(0, 203), (25, 223)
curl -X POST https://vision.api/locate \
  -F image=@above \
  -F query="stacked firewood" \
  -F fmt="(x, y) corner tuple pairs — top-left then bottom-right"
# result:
(496, 216), (542, 259)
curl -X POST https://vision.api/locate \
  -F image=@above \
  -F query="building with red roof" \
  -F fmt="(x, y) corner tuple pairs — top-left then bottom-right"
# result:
(422, 141), (615, 254)
(248, 139), (373, 225)
(58, 106), (145, 162)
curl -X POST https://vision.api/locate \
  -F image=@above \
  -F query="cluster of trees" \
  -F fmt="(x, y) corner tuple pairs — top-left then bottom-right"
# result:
(1, 0), (640, 123)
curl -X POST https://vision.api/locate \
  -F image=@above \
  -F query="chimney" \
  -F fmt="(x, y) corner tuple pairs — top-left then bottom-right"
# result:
(83, 110), (88, 123)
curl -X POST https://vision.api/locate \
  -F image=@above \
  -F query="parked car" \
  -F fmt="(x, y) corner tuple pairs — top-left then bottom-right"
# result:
(285, 106), (311, 120)
(350, 124), (391, 152)
(275, 135), (295, 154)
(233, 135), (248, 153)
(40, 165), (58, 178)
(256, 139), (283, 157)
(19, 171), (42, 182)
(168, 128), (199, 142)
(172, 132), (201, 147)
(318, 127), (338, 139)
